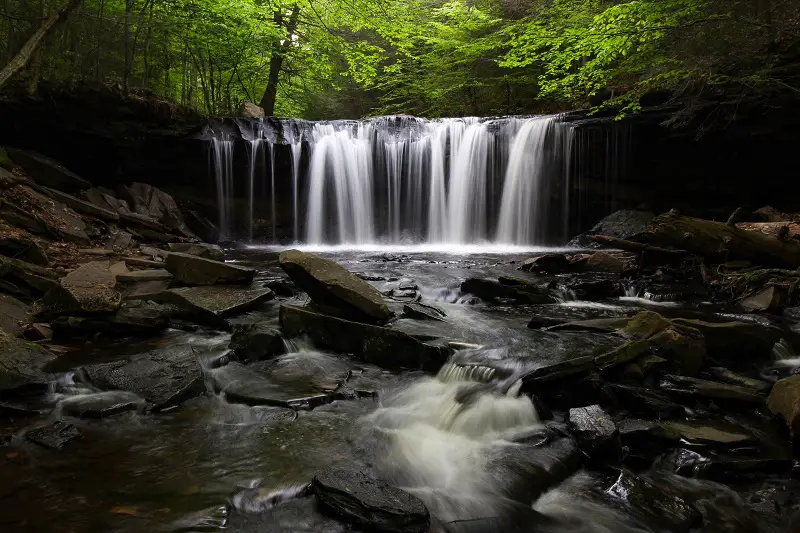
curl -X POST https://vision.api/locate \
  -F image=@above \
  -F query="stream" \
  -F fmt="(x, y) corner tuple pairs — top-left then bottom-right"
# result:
(1, 247), (795, 533)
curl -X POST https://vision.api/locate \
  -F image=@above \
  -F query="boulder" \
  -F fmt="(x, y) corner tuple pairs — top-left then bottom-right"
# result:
(229, 322), (285, 361)
(567, 209), (655, 247)
(164, 252), (255, 285)
(240, 101), (266, 118)
(0, 294), (29, 336)
(660, 375), (764, 405)
(461, 277), (555, 304)
(585, 252), (624, 273)
(671, 318), (781, 361)
(279, 249), (391, 324)
(740, 285), (788, 313)
(167, 242), (224, 261)
(519, 253), (569, 272)
(81, 343), (204, 411)
(118, 182), (197, 238)
(312, 469), (430, 533)
(264, 278), (295, 297)
(6, 148), (91, 191)
(568, 404), (621, 462)
(566, 277), (623, 300)
(25, 421), (82, 450)
(621, 312), (706, 376)
(606, 471), (701, 532)
(279, 304), (448, 370)
(0, 328), (56, 398)
(767, 375), (800, 439)
(154, 284), (274, 328)
(0, 235), (49, 265)
(41, 186), (119, 221)
(662, 420), (756, 446)
(401, 302), (446, 322)
(40, 261), (123, 315)
(51, 300), (174, 339)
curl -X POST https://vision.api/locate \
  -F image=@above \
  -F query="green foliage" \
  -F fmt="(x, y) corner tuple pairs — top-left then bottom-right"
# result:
(1, 0), (798, 119)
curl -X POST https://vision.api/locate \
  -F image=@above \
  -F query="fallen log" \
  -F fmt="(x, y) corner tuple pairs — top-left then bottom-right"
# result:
(588, 235), (688, 257)
(642, 211), (800, 268)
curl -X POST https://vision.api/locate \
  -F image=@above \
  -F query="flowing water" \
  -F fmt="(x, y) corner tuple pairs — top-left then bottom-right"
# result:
(206, 114), (624, 245)
(2, 248), (793, 533)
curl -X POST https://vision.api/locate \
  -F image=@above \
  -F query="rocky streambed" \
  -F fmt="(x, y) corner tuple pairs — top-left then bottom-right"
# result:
(1, 148), (800, 532)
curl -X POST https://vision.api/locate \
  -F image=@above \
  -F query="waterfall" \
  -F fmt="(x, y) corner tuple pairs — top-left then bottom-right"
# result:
(207, 114), (625, 246)
(210, 137), (234, 240)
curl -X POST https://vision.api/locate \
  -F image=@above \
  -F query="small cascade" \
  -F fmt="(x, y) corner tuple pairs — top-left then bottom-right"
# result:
(206, 113), (628, 245)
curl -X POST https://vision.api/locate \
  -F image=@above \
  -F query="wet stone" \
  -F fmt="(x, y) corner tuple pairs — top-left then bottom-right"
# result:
(167, 242), (224, 261)
(0, 329), (56, 397)
(660, 375), (765, 405)
(606, 471), (702, 533)
(610, 384), (686, 419)
(58, 391), (144, 418)
(264, 278), (295, 296)
(462, 277), (555, 304)
(156, 284), (275, 329)
(568, 404), (621, 462)
(707, 367), (772, 392)
(25, 421), (81, 450)
(665, 448), (792, 481)
(523, 356), (594, 385)
(402, 302), (446, 321)
(519, 253), (569, 272)
(211, 362), (336, 409)
(663, 420), (757, 446)
(164, 252), (255, 286)
(312, 468), (430, 533)
(767, 375), (800, 439)
(229, 322), (286, 362)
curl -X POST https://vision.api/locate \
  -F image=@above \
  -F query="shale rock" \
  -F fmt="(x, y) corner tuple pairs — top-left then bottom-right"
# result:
(567, 209), (655, 248)
(279, 249), (391, 324)
(229, 322), (285, 361)
(116, 269), (173, 283)
(42, 186), (119, 221)
(666, 448), (792, 481)
(164, 252), (255, 285)
(0, 235), (48, 265)
(585, 252), (624, 273)
(312, 468), (430, 533)
(662, 420), (756, 446)
(606, 471), (701, 532)
(167, 242), (224, 261)
(240, 101), (266, 118)
(568, 404), (621, 462)
(280, 304), (447, 370)
(41, 260), (123, 315)
(155, 284), (274, 328)
(461, 277), (555, 304)
(618, 419), (680, 453)
(661, 375), (764, 405)
(611, 384), (685, 419)
(595, 340), (651, 371)
(524, 356), (595, 385)
(51, 300), (174, 338)
(119, 182), (196, 238)
(2, 184), (90, 243)
(708, 367), (771, 392)
(519, 253), (569, 272)
(6, 148), (91, 191)
(401, 302), (446, 322)
(25, 421), (82, 450)
(621, 312), (706, 376)
(81, 343), (204, 411)
(0, 328), (55, 397)
(672, 318), (781, 361)
(0, 254), (59, 297)
(767, 375), (800, 439)
(567, 277), (623, 300)
(0, 294), (29, 335)
(740, 285), (787, 313)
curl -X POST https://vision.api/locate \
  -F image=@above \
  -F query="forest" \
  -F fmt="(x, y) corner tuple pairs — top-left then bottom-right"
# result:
(1, 0), (799, 120)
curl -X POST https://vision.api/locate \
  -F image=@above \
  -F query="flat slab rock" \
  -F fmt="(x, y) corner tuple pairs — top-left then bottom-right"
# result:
(279, 249), (391, 324)
(156, 284), (274, 328)
(116, 269), (173, 282)
(167, 242), (224, 261)
(81, 343), (204, 411)
(606, 470), (701, 532)
(660, 375), (764, 404)
(42, 260), (124, 314)
(164, 252), (255, 286)
(25, 421), (82, 449)
(312, 469), (430, 533)
(663, 420), (756, 446)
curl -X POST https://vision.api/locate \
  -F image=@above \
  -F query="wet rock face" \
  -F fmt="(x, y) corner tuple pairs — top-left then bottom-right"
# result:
(280, 250), (391, 325)
(229, 322), (285, 362)
(767, 375), (800, 439)
(164, 252), (256, 285)
(606, 471), (701, 532)
(461, 277), (555, 304)
(568, 404), (621, 463)
(0, 328), (56, 397)
(312, 469), (430, 533)
(280, 304), (448, 370)
(25, 421), (82, 449)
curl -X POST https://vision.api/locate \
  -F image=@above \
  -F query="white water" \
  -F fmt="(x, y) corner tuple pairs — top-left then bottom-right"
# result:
(209, 114), (597, 245)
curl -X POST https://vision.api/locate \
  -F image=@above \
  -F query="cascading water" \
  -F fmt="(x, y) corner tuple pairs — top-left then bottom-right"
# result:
(207, 114), (624, 246)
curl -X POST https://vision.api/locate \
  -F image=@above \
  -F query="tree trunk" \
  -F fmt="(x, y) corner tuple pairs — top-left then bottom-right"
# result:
(0, 0), (83, 91)
(123, 0), (133, 91)
(258, 4), (299, 115)
(640, 211), (800, 268)
(25, 0), (46, 95)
